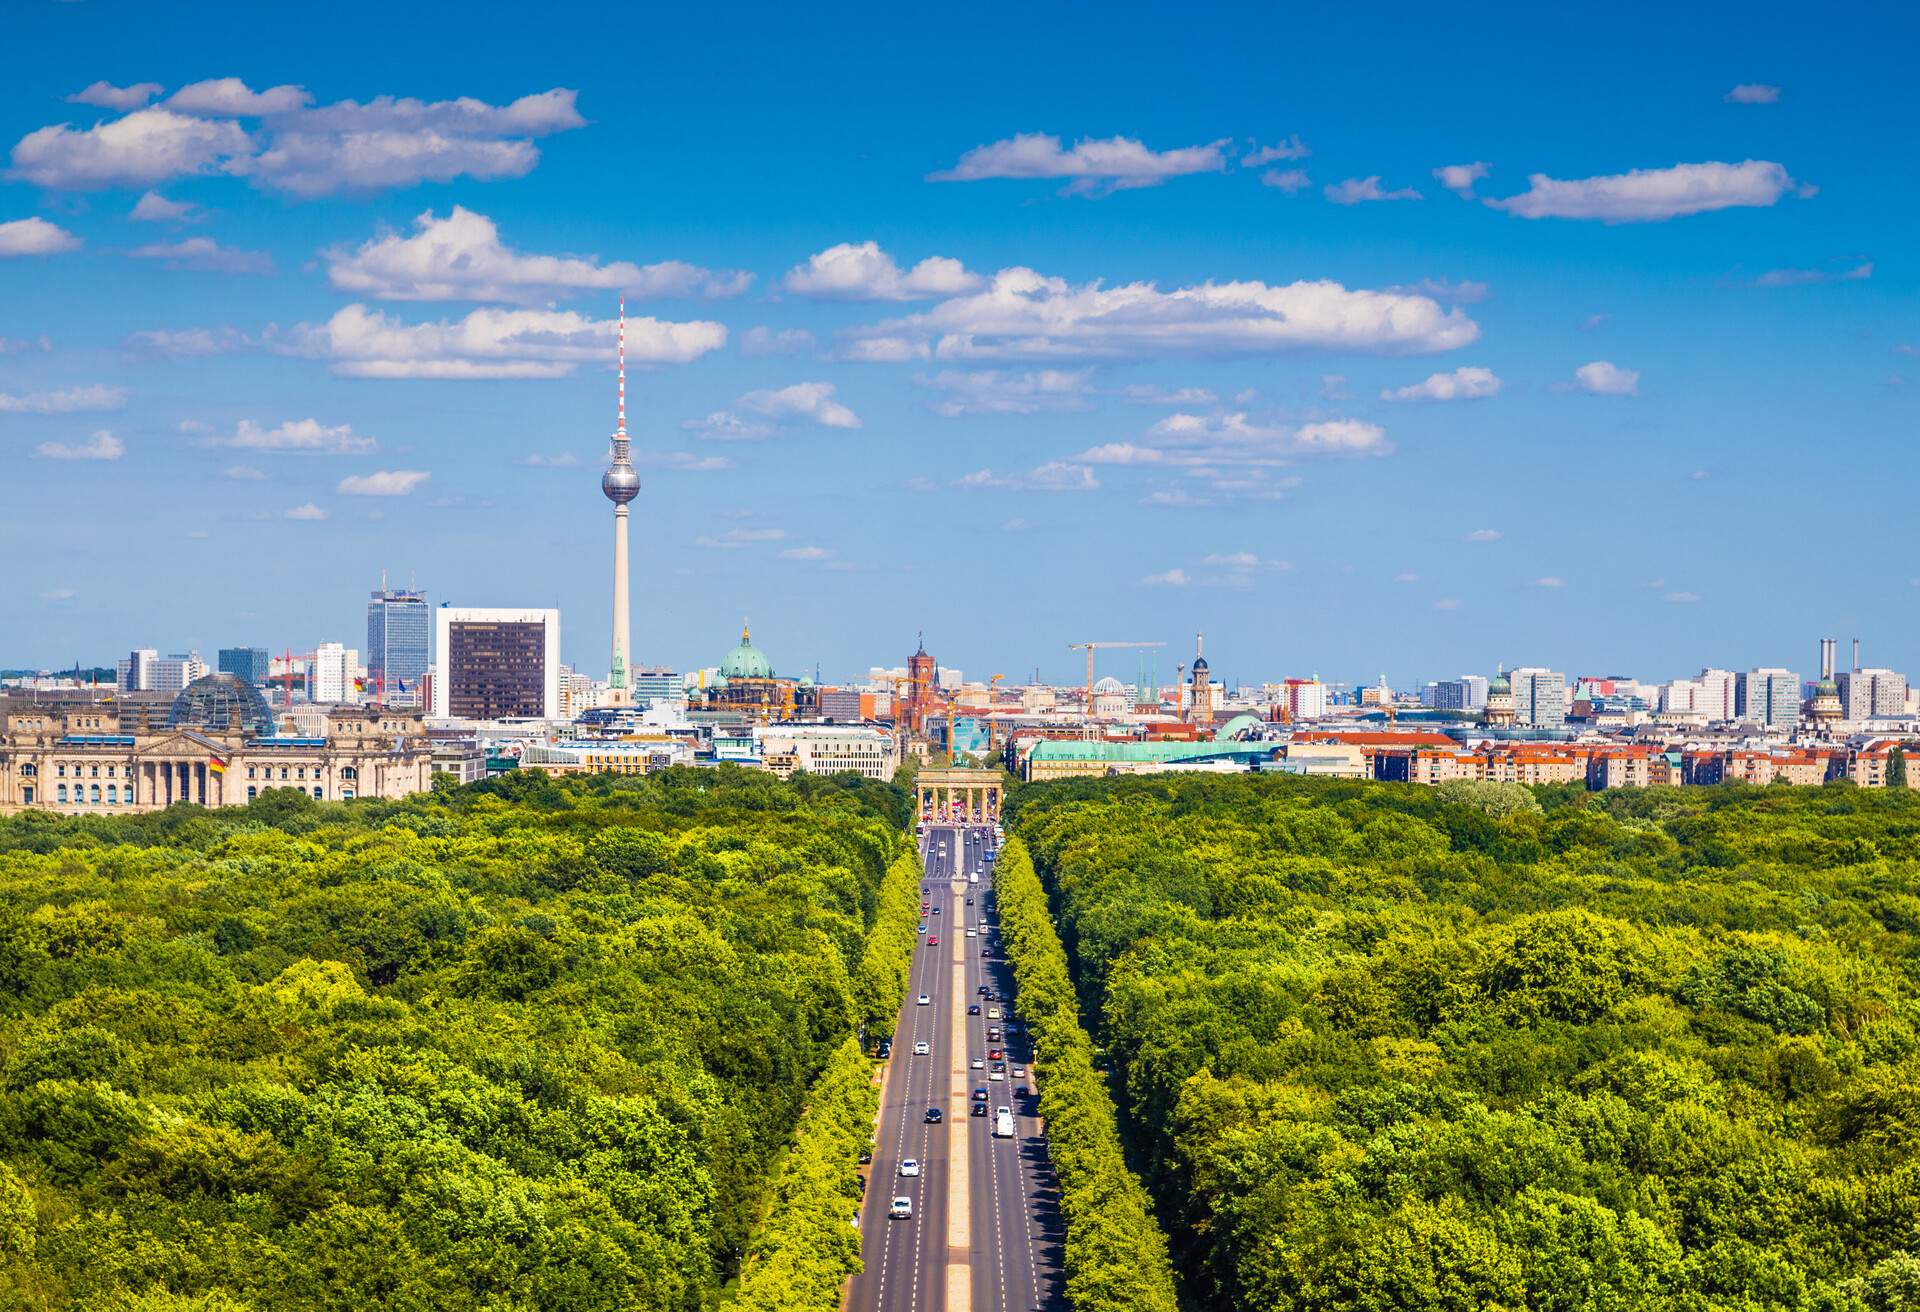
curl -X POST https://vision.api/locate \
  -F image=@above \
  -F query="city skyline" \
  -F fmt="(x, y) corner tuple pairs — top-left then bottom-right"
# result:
(4, 2), (1917, 685)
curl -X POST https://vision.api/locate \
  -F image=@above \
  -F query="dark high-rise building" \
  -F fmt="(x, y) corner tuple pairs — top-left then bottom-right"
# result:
(431, 607), (560, 720)
(366, 588), (430, 705)
(217, 647), (270, 686)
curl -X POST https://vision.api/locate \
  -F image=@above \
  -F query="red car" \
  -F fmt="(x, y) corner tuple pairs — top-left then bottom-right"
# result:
(928, 935), (940, 945)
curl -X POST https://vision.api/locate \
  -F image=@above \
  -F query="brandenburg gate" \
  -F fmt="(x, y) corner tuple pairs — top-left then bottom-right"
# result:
(916, 766), (1003, 825)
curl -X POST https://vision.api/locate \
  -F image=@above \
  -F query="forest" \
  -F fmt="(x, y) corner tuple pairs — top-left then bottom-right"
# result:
(1012, 775), (1920, 1312)
(0, 766), (907, 1311)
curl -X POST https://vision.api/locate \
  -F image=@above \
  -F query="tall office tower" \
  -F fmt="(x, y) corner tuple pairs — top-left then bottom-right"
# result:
(117, 649), (158, 691)
(1433, 675), (1489, 711)
(1696, 668), (1739, 722)
(1738, 668), (1801, 729)
(432, 607), (562, 720)
(366, 587), (430, 705)
(135, 652), (207, 694)
(217, 647), (270, 686)
(1508, 667), (1568, 729)
(600, 298), (640, 705)
(308, 643), (359, 705)
(1837, 667), (1910, 722)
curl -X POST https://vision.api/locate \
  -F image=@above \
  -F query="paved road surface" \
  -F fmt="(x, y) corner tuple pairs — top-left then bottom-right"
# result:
(845, 824), (1065, 1312)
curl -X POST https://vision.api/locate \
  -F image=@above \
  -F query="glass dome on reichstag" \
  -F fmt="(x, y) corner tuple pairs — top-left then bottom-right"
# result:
(167, 673), (275, 737)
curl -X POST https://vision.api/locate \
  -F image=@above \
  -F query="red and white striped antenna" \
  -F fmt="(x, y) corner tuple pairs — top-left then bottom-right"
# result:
(616, 295), (626, 437)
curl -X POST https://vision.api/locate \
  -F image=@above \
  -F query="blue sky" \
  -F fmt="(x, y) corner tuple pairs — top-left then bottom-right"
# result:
(3, 0), (1916, 689)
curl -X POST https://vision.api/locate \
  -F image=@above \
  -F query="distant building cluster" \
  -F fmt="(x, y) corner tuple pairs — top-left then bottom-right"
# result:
(9, 310), (1917, 815)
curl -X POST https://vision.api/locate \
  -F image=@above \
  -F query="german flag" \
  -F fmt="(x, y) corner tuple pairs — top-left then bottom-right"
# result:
(208, 755), (228, 775)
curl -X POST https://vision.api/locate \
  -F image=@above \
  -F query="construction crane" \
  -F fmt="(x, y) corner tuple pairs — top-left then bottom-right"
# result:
(1067, 641), (1165, 721)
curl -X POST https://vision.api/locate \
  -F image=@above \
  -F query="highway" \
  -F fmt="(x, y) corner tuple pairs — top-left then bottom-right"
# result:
(845, 823), (1065, 1312)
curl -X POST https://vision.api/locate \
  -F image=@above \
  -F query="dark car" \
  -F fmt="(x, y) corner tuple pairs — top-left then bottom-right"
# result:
(1014, 1085), (1028, 1098)
(968, 1004), (981, 1015)
(931, 906), (940, 914)
(971, 1102), (987, 1117)
(972, 1087), (988, 1101)
(925, 1107), (943, 1124)
(876, 1039), (892, 1059)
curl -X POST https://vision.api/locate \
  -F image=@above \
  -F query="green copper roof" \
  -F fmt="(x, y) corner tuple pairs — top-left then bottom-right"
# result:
(1028, 739), (1275, 764)
(718, 622), (773, 680)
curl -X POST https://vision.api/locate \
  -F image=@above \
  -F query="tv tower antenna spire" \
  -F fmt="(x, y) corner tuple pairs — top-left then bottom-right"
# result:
(602, 296), (640, 701)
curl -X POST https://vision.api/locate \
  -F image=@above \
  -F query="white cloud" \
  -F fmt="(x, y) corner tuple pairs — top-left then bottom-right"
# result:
(284, 503), (329, 521)
(0, 383), (125, 414)
(914, 367), (1095, 416)
(251, 131), (536, 196)
(519, 451), (580, 468)
(695, 527), (787, 549)
(210, 418), (376, 455)
(288, 303), (725, 378)
(0, 217), (82, 256)
(130, 190), (205, 222)
(1141, 568), (1191, 587)
(13, 83), (586, 197)
(247, 87), (586, 197)
(337, 469), (430, 496)
(1489, 160), (1806, 222)
(1535, 576), (1566, 588)
(1725, 84), (1781, 104)
(0, 334), (52, 354)
(1141, 487), (1212, 508)
(1434, 598), (1462, 611)
(1098, 411), (1390, 464)
(1570, 360), (1639, 395)
(779, 546), (831, 561)
(128, 236), (272, 274)
(124, 326), (252, 357)
(1325, 175), (1422, 204)
(741, 326), (816, 356)
(1433, 162), (1490, 197)
(68, 81), (164, 111)
(1381, 365), (1501, 402)
(783, 241), (982, 301)
(1121, 384), (1217, 406)
(846, 266), (1478, 361)
(1001, 517), (1027, 531)
(325, 207), (749, 304)
(1260, 168), (1312, 193)
(1386, 277), (1490, 304)
(9, 108), (252, 189)
(1466, 528), (1502, 542)
(930, 132), (1230, 196)
(1244, 135), (1309, 166)
(689, 381), (859, 438)
(167, 78), (312, 116)
(39, 588), (77, 601)
(223, 465), (265, 480)
(638, 450), (735, 472)
(1664, 590), (1701, 604)
(1394, 571), (1419, 583)
(956, 461), (1099, 492)
(1751, 260), (1872, 287)
(34, 429), (124, 461)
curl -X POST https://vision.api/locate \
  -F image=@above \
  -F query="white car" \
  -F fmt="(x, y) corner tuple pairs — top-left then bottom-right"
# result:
(917, 994), (931, 1006)
(889, 1196), (913, 1219)
(988, 1069), (1004, 1080)
(971, 1057), (984, 1069)
(1012, 1065), (1026, 1077)
(966, 929), (977, 937)
(913, 1041), (930, 1056)
(899, 1159), (921, 1177)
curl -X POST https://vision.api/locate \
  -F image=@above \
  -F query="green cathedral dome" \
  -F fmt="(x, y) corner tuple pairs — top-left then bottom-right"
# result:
(719, 623), (774, 680)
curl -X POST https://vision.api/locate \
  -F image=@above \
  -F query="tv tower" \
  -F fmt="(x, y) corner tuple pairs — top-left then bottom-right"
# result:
(601, 297), (640, 703)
